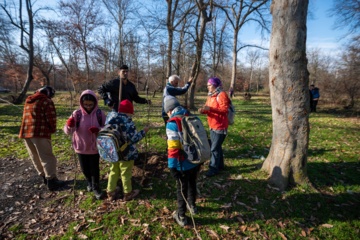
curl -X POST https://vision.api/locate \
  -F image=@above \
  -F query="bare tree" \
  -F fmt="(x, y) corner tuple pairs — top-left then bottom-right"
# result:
(329, 0), (360, 36)
(261, 0), (310, 191)
(59, 0), (105, 89)
(1, 0), (36, 103)
(217, 0), (270, 93)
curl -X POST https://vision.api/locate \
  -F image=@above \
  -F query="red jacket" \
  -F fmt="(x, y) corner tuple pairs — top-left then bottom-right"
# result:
(19, 92), (57, 139)
(203, 91), (230, 130)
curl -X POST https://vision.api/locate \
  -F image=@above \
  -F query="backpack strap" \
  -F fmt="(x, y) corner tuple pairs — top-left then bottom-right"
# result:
(96, 109), (103, 127)
(75, 109), (82, 129)
(75, 109), (103, 129)
(168, 116), (183, 131)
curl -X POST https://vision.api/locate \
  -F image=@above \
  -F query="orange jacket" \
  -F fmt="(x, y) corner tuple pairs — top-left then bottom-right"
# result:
(203, 91), (230, 130)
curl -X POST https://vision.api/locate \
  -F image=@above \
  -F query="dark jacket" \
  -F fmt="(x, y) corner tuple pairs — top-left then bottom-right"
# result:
(98, 78), (148, 111)
(162, 82), (191, 117)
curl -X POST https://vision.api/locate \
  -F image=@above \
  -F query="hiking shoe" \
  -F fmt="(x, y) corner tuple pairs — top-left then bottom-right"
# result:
(107, 191), (118, 201)
(123, 189), (140, 201)
(187, 205), (198, 215)
(87, 182), (93, 192)
(93, 188), (105, 200)
(47, 178), (66, 191)
(172, 211), (188, 227)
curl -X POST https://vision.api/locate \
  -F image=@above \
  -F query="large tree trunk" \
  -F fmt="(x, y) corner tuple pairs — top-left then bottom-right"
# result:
(261, 0), (310, 191)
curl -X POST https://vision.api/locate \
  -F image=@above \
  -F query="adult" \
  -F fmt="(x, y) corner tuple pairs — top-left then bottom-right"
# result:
(98, 65), (151, 111)
(310, 84), (320, 112)
(198, 77), (230, 177)
(162, 75), (192, 124)
(19, 86), (66, 191)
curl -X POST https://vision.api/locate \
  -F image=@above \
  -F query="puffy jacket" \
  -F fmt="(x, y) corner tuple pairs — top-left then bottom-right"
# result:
(166, 106), (198, 171)
(63, 90), (106, 154)
(98, 78), (148, 111)
(19, 92), (56, 139)
(105, 110), (146, 161)
(203, 91), (230, 130)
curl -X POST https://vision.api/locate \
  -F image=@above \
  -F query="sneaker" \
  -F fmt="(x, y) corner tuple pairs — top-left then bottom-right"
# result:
(123, 189), (140, 201)
(187, 204), (198, 215)
(172, 211), (188, 227)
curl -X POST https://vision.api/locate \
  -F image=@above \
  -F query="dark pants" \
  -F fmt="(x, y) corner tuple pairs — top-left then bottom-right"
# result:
(311, 99), (318, 112)
(78, 153), (100, 185)
(209, 130), (227, 174)
(175, 165), (200, 217)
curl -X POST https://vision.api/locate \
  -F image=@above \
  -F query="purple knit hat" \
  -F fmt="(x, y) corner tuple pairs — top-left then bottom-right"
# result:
(207, 77), (222, 87)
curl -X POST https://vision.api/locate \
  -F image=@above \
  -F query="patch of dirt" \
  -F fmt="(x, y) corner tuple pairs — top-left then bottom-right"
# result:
(0, 152), (167, 239)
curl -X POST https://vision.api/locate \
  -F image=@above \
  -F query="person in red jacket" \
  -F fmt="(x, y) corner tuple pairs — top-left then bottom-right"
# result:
(198, 77), (230, 177)
(19, 86), (66, 191)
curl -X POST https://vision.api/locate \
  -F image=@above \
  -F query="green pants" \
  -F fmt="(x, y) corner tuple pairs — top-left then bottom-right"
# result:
(107, 160), (134, 194)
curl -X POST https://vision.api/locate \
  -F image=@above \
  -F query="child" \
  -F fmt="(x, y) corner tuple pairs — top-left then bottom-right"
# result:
(63, 90), (106, 199)
(105, 99), (149, 201)
(164, 96), (201, 227)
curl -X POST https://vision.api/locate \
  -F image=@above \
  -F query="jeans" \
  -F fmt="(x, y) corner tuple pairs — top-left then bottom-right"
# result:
(209, 130), (227, 174)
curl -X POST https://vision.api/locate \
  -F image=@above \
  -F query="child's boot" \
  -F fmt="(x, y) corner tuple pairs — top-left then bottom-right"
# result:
(123, 189), (140, 201)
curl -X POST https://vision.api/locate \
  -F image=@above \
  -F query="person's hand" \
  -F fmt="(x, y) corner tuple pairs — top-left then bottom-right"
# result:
(89, 126), (100, 134)
(143, 126), (150, 133)
(170, 168), (181, 179)
(66, 117), (75, 128)
(147, 99), (152, 105)
(198, 108), (204, 114)
(188, 77), (193, 84)
(203, 106), (210, 111)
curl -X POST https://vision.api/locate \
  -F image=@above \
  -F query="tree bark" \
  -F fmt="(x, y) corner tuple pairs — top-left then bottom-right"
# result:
(261, 0), (310, 191)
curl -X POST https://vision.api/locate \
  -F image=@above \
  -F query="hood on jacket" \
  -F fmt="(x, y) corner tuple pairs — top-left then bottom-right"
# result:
(170, 106), (189, 118)
(26, 92), (49, 103)
(79, 89), (99, 114)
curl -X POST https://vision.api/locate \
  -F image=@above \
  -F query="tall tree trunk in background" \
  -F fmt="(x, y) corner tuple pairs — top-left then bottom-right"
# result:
(188, 0), (212, 109)
(261, 0), (310, 191)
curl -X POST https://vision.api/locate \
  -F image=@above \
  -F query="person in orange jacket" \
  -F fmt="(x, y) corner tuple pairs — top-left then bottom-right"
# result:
(198, 77), (230, 177)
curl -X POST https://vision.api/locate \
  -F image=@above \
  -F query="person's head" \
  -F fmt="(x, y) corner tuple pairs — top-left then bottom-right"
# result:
(38, 86), (55, 98)
(164, 96), (180, 117)
(81, 94), (97, 113)
(310, 84), (314, 90)
(119, 65), (129, 80)
(168, 75), (180, 87)
(207, 77), (222, 93)
(118, 99), (134, 115)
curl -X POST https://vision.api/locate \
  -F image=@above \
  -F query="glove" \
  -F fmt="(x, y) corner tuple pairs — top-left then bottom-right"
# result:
(105, 99), (114, 107)
(89, 126), (100, 134)
(147, 99), (152, 105)
(170, 168), (181, 179)
(66, 117), (75, 128)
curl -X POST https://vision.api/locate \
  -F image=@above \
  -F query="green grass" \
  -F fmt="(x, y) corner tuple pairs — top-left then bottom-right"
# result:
(0, 91), (359, 239)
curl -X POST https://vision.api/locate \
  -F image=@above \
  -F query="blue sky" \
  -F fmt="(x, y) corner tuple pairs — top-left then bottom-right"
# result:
(306, 0), (349, 54)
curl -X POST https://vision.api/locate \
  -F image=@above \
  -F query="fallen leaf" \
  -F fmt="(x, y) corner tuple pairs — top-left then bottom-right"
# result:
(278, 231), (288, 240)
(206, 228), (220, 239)
(321, 223), (333, 228)
(220, 225), (230, 232)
